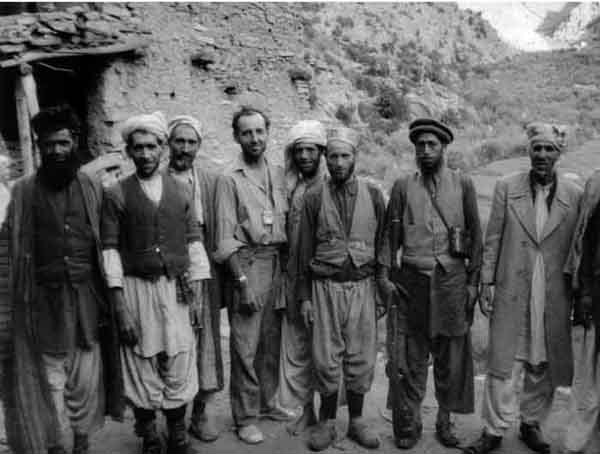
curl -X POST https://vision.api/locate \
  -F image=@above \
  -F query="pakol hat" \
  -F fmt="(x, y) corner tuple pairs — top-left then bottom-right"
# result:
(408, 118), (454, 144)
(327, 127), (360, 151)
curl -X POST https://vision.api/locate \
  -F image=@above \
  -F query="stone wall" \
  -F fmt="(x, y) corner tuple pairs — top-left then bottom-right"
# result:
(87, 3), (322, 168)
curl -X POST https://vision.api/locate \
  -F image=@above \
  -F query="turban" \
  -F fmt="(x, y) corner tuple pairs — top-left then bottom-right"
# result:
(121, 111), (168, 143)
(168, 115), (203, 141)
(285, 120), (327, 151)
(408, 118), (454, 144)
(526, 122), (565, 152)
(327, 127), (360, 151)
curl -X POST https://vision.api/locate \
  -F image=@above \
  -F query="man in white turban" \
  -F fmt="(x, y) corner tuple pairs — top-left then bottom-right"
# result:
(167, 115), (225, 443)
(102, 111), (211, 454)
(273, 120), (327, 434)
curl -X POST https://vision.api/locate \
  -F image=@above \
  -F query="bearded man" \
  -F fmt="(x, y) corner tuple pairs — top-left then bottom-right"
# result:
(102, 112), (211, 454)
(464, 123), (582, 454)
(214, 106), (288, 444)
(167, 115), (224, 442)
(384, 119), (482, 449)
(1, 105), (122, 454)
(296, 127), (391, 451)
(275, 120), (327, 434)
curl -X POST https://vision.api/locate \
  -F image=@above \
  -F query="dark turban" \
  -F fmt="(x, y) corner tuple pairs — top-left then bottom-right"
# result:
(408, 118), (454, 145)
(31, 105), (80, 138)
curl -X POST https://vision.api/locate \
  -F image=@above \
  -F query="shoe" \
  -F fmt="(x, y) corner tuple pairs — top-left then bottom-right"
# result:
(462, 431), (502, 454)
(141, 433), (162, 454)
(347, 417), (380, 449)
(395, 422), (422, 450)
(237, 424), (264, 444)
(436, 410), (460, 447)
(48, 447), (67, 454)
(72, 433), (89, 454)
(261, 405), (296, 422)
(519, 422), (550, 453)
(309, 420), (337, 452)
(167, 417), (189, 454)
(189, 412), (219, 442)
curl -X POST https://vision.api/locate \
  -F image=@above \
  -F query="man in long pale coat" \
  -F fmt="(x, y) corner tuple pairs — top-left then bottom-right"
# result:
(167, 116), (225, 442)
(464, 123), (582, 454)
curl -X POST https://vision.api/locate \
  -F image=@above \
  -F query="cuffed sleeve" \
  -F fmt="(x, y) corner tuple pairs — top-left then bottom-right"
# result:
(103, 248), (124, 288)
(188, 241), (211, 281)
(481, 179), (507, 284)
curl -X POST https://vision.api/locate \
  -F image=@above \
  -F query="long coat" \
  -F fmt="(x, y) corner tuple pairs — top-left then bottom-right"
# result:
(482, 171), (581, 386)
(193, 166), (224, 391)
(1, 171), (123, 454)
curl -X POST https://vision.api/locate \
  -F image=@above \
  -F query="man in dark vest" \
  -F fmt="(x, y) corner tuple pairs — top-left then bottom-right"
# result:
(167, 115), (224, 442)
(385, 118), (482, 449)
(102, 112), (211, 454)
(296, 127), (391, 451)
(214, 106), (289, 445)
(1, 105), (122, 454)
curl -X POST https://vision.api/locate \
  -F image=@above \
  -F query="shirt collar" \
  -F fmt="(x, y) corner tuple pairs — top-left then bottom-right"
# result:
(232, 153), (268, 174)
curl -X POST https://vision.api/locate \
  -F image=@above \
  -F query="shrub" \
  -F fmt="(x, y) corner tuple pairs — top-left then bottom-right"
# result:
(308, 87), (318, 110)
(374, 85), (409, 122)
(365, 58), (390, 78)
(336, 15), (354, 28)
(440, 108), (462, 129)
(354, 74), (378, 97)
(335, 104), (355, 126)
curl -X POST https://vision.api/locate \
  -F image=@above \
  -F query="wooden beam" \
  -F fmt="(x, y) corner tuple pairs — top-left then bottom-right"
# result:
(15, 75), (34, 176)
(19, 63), (40, 167)
(0, 38), (150, 68)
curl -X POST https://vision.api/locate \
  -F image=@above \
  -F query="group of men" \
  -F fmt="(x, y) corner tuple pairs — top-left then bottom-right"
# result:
(3, 102), (600, 454)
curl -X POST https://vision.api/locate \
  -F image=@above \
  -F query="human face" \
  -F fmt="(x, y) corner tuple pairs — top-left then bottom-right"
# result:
(38, 128), (76, 167)
(127, 131), (163, 178)
(326, 142), (355, 183)
(169, 124), (200, 172)
(414, 132), (444, 174)
(293, 142), (321, 178)
(234, 113), (268, 162)
(529, 141), (560, 183)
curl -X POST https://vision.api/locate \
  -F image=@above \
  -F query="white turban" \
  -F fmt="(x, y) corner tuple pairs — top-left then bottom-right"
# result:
(285, 120), (327, 151)
(168, 115), (203, 141)
(525, 122), (565, 152)
(121, 111), (168, 143)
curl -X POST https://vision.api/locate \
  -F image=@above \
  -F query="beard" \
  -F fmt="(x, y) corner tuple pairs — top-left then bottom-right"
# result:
(39, 152), (79, 191)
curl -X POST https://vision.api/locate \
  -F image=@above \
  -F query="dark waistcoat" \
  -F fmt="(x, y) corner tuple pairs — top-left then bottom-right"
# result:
(120, 174), (190, 279)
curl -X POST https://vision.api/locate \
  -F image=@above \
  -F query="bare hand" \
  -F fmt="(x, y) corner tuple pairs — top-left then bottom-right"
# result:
(238, 282), (260, 314)
(111, 289), (138, 346)
(189, 280), (204, 329)
(465, 284), (479, 325)
(479, 284), (494, 317)
(300, 300), (314, 328)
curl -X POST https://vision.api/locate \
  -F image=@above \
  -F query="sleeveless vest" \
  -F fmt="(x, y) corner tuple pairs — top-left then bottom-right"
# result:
(314, 179), (377, 267)
(402, 170), (465, 270)
(120, 174), (190, 279)
(34, 178), (96, 283)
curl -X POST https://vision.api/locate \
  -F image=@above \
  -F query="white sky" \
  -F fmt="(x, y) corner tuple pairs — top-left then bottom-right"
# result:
(457, 2), (568, 50)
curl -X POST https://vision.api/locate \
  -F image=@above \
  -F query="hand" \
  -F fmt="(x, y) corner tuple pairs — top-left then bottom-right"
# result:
(377, 278), (397, 319)
(110, 288), (138, 346)
(573, 295), (593, 328)
(465, 284), (479, 325)
(479, 284), (494, 318)
(237, 281), (260, 314)
(189, 280), (204, 329)
(300, 300), (314, 328)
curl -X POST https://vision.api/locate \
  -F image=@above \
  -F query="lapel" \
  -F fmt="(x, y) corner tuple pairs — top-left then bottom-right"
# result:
(540, 176), (570, 242)
(507, 172), (537, 244)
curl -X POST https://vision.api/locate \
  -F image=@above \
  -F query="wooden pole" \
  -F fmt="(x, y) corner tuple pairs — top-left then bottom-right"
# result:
(15, 74), (34, 176)
(19, 64), (40, 167)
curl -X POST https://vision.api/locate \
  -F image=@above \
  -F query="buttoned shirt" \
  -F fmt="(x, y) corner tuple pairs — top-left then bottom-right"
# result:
(214, 154), (288, 263)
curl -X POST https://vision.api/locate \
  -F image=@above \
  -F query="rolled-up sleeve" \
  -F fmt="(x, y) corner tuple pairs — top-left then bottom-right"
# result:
(214, 175), (245, 263)
(188, 241), (211, 280)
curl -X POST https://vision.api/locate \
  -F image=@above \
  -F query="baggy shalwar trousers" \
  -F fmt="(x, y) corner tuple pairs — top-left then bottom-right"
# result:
(311, 278), (377, 396)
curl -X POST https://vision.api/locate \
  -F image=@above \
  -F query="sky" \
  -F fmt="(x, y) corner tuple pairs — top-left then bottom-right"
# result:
(457, 2), (568, 50)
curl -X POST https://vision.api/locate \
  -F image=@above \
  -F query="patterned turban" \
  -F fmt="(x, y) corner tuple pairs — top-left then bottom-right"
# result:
(168, 115), (203, 141)
(526, 122), (565, 152)
(121, 111), (168, 143)
(327, 127), (360, 152)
